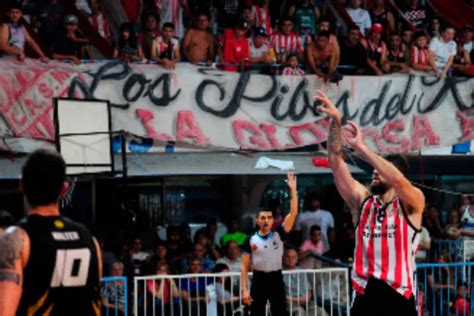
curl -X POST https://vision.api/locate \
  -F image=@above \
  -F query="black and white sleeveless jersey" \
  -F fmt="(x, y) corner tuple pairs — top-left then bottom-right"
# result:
(17, 215), (101, 316)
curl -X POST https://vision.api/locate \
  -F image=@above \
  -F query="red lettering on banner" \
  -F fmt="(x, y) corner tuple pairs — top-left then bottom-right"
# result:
(260, 123), (285, 149)
(289, 122), (326, 146)
(456, 110), (474, 142)
(50, 70), (72, 85)
(362, 128), (388, 153)
(381, 119), (410, 153)
(233, 120), (270, 150)
(135, 109), (172, 141)
(411, 115), (440, 150)
(176, 111), (210, 145)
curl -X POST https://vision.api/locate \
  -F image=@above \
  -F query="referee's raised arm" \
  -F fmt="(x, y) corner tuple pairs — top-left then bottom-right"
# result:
(282, 172), (298, 232)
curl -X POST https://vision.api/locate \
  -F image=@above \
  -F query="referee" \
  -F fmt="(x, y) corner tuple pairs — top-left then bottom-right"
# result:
(241, 172), (298, 316)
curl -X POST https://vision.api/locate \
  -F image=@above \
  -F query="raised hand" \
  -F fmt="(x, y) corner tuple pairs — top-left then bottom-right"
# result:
(286, 172), (297, 192)
(314, 90), (341, 122)
(342, 121), (365, 151)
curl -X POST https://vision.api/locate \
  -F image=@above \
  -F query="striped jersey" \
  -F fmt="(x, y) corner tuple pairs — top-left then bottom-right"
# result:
(89, 13), (110, 41)
(252, 5), (272, 36)
(270, 32), (303, 56)
(154, 36), (179, 59)
(157, 0), (184, 38)
(352, 196), (420, 299)
(282, 66), (305, 76)
(411, 46), (429, 65)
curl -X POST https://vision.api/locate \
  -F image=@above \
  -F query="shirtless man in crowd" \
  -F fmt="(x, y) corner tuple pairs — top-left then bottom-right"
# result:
(306, 31), (338, 80)
(182, 12), (216, 65)
(316, 17), (340, 66)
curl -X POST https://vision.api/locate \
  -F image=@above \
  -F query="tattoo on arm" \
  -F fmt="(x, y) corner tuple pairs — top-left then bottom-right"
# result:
(0, 228), (25, 285)
(328, 119), (343, 158)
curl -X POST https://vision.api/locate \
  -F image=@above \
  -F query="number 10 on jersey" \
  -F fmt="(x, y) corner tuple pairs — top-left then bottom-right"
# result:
(50, 248), (91, 287)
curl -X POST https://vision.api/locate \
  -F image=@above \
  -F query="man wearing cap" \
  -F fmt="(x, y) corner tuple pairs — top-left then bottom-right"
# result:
(249, 27), (275, 67)
(52, 15), (90, 64)
(219, 20), (250, 72)
(0, 1), (49, 63)
(365, 23), (389, 75)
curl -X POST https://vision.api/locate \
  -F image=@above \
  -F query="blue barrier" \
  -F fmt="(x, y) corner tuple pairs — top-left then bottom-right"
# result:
(417, 262), (474, 316)
(101, 276), (128, 316)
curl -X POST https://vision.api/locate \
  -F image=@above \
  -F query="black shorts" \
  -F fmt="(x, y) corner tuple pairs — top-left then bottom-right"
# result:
(250, 270), (289, 316)
(351, 278), (417, 316)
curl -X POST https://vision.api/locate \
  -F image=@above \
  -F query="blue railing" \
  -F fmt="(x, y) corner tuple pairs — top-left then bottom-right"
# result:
(101, 276), (128, 316)
(417, 262), (474, 316)
(431, 240), (465, 263)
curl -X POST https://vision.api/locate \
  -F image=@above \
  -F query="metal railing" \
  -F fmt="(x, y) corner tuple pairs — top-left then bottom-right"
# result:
(417, 262), (474, 316)
(134, 268), (350, 316)
(101, 276), (129, 316)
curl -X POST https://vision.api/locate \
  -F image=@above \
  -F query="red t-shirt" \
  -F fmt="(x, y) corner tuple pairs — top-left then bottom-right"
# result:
(220, 29), (250, 71)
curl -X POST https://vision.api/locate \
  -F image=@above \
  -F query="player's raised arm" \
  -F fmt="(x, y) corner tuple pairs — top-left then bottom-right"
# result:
(282, 172), (298, 232)
(315, 91), (370, 225)
(343, 121), (425, 226)
(0, 227), (30, 316)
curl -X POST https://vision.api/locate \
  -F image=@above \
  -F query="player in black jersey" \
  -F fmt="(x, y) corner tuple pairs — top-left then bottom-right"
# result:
(0, 149), (103, 316)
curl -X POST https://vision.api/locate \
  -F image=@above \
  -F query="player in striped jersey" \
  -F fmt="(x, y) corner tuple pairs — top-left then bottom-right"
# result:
(315, 91), (425, 316)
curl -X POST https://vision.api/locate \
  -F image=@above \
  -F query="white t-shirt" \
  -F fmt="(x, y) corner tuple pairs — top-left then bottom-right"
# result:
(428, 37), (457, 69)
(295, 209), (335, 253)
(464, 41), (473, 53)
(346, 7), (372, 36)
(216, 256), (241, 273)
(250, 41), (270, 59)
(415, 226), (431, 261)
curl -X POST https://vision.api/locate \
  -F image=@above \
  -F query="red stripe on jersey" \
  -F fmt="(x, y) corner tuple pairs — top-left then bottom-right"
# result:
(352, 279), (366, 294)
(380, 205), (389, 281)
(366, 202), (378, 276)
(355, 198), (373, 277)
(393, 207), (402, 288)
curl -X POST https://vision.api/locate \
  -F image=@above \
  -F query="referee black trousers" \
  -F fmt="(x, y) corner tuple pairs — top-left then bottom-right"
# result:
(250, 270), (289, 316)
(351, 277), (417, 316)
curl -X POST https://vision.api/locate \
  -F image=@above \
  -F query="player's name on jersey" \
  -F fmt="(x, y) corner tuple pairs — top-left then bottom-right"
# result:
(51, 231), (80, 241)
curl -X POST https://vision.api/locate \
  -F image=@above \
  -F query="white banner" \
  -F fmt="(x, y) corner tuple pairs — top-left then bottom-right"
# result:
(0, 59), (472, 154)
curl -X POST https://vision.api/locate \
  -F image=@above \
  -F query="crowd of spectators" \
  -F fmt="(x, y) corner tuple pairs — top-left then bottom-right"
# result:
(0, 0), (472, 78)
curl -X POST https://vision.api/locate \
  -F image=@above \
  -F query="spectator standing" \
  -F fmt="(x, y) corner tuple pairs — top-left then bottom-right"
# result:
(429, 25), (457, 77)
(144, 242), (169, 274)
(113, 22), (144, 61)
(165, 225), (188, 273)
(299, 225), (324, 269)
(282, 53), (305, 76)
(369, 0), (395, 39)
(445, 209), (461, 240)
(241, 172), (298, 316)
(89, 0), (111, 43)
(138, 12), (161, 59)
(102, 262), (127, 316)
(251, 0), (272, 36)
(122, 0), (144, 27)
(220, 218), (247, 247)
(365, 23), (389, 75)
(415, 226), (431, 263)
(130, 237), (150, 276)
(270, 16), (303, 64)
(428, 17), (441, 40)
(219, 20), (251, 71)
(346, 0), (372, 36)
(283, 248), (312, 316)
(294, 192), (335, 254)
(401, 28), (414, 61)
(182, 12), (217, 65)
(156, 0), (190, 38)
(216, 240), (242, 273)
(387, 33), (410, 73)
(240, 6), (256, 31)
(423, 204), (445, 239)
(52, 15), (90, 64)
(179, 223), (193, 254)
(339, 24), (367, 75)
(411, 32), (436, 73)
(151, 22), (180, 68)
(0, 2), (49, 62)
(316, 16), (341, 60)
(289, 0), (320, 37)
(399, 0), (430, 33)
